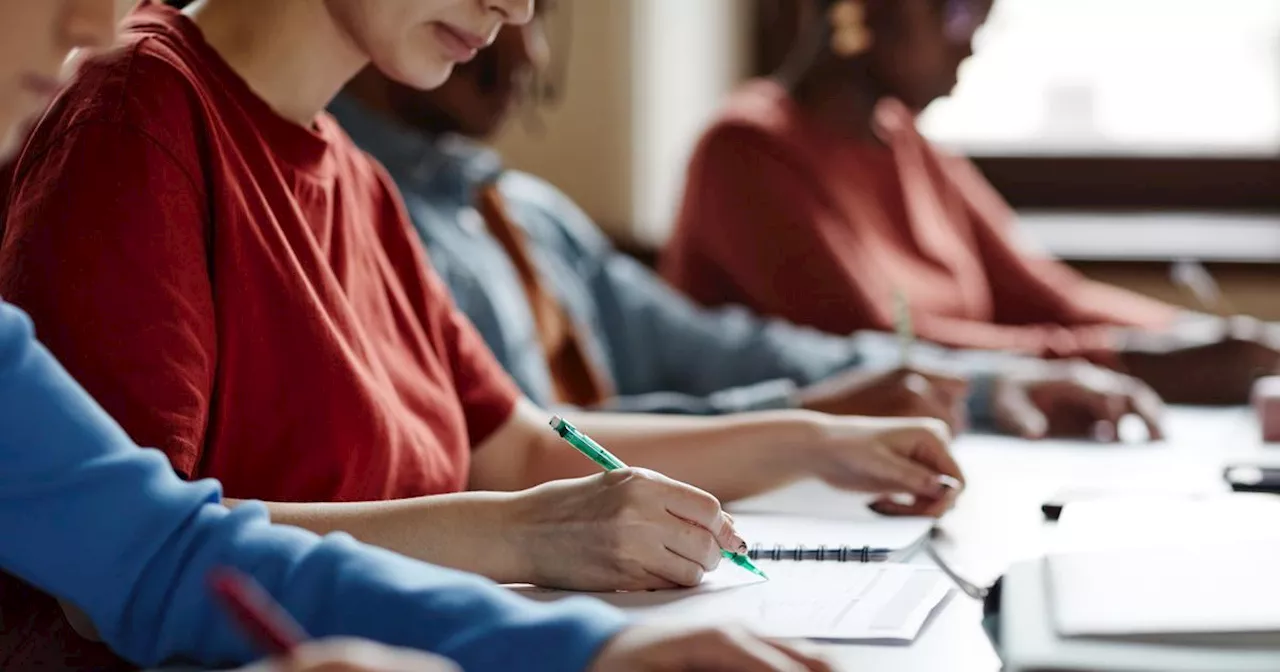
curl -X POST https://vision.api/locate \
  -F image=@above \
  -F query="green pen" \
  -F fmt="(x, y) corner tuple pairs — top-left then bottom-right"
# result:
(548, 415), (768, 580)
(893, 287), (915, 368)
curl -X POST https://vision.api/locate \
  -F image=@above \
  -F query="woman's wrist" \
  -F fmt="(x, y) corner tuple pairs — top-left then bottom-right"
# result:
(455, 490), (531, 585)
(748, 410), (832, 483)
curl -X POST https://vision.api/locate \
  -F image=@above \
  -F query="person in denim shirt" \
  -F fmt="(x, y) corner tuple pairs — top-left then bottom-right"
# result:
(332, 10), (1165, 442)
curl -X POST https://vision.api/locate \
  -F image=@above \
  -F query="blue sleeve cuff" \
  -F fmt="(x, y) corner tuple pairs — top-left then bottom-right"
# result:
(448, 596), (626, 672)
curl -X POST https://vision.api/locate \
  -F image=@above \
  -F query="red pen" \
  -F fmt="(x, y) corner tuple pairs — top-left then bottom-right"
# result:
(209, 567), (308, 655)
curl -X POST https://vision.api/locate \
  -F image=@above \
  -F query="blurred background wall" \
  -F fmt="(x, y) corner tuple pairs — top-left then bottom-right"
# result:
(494, 0), (752, 246)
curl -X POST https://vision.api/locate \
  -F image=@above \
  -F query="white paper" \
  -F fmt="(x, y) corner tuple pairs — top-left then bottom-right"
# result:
(1049, 540), (1280, 638)
(513, 563), (952, 642)
(1053, 493), (1280, 554)
(1002, 559), (1280, 672)
(729, 480), (897, 519)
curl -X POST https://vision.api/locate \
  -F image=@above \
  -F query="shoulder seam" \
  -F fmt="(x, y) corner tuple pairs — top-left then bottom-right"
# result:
(106, 36), (148, 122)
(14, 118), (203, 202)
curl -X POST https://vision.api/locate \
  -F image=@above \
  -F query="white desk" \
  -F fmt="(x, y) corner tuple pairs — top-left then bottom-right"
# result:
(811, 407), (1268, 672)
(153, 409), (1266, 672)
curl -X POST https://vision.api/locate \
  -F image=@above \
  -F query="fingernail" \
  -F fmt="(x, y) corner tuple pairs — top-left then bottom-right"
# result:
(936, 475), (963, 491)
(732, 536), (748, 554)
(919, 479), (947, 498)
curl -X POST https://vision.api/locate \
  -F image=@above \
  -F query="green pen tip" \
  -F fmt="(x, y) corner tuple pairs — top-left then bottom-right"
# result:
(725, 551), (769, 580)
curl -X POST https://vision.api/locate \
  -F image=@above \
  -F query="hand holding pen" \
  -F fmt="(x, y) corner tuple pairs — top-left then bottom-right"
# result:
(510, 464), (758, 589)
(547, 414), (757, 576)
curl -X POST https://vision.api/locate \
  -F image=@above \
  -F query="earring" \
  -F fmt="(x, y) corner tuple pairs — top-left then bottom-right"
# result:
(828, 0), (873, 57)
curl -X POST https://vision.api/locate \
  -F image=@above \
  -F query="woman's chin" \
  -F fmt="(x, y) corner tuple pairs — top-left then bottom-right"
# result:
(383, 61), (456, 94)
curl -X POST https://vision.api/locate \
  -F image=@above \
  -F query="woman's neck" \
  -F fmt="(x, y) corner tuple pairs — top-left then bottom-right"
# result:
(787, 64), (883, 144)
(184, 0), (369, 127)
(343, 69), (461, 140)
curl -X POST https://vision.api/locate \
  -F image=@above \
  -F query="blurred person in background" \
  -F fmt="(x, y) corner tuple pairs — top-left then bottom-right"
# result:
(332, 1), (1167, 442)
(662, 0), (1280, 406)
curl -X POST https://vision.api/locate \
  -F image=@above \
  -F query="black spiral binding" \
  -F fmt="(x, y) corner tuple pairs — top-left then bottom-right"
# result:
(745, 544), (877, 562)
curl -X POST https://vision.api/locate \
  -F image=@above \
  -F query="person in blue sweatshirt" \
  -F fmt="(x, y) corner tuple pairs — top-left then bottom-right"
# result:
(0, 2), (833, 671)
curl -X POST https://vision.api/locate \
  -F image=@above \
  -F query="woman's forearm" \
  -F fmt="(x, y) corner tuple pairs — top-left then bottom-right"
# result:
(224, 492), (529, 584)
(568, 411), (822, 502)
(470, 400), (821, 503)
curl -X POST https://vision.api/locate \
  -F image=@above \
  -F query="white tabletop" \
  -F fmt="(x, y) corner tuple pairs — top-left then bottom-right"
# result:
(152, 408), (1266, 672)
(810, 406), (1268, 672)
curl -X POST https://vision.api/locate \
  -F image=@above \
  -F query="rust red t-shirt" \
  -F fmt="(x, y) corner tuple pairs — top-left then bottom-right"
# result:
(2, 3), (520, 499)
(662, 80), (1179, 364)
(0, 4), (520, 666)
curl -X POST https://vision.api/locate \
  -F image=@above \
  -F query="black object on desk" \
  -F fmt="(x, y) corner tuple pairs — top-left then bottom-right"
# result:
(1224, 464), (1280, 494)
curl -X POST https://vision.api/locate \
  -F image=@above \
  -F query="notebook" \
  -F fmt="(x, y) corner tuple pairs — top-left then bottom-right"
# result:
(726, 480), (936, 562)
(1048, 495), (1280, 640)
(508, 504), (948, 642)
(729, 479), (929, 520)
(514, 561), (952, 643)
(1048, 542), (1280, 642)
(1001, 558), (1280, 672)
(731, 512), (934, 562)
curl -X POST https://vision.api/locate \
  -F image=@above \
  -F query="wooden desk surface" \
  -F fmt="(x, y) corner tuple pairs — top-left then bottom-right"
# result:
(810, 407), (1266, 671)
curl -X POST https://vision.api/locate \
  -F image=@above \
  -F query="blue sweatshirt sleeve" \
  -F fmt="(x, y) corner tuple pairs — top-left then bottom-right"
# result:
(0, 302), (626, 671)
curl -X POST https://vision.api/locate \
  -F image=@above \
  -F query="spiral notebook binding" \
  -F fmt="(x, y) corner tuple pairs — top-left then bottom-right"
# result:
(745, 544), (886, 562)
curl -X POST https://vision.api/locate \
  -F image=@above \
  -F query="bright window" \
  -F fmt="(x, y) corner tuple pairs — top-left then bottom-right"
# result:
(918, 0), (1280, 156)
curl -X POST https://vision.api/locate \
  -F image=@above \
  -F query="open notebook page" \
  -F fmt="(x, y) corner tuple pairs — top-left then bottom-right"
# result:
(511, 562), (951, 643)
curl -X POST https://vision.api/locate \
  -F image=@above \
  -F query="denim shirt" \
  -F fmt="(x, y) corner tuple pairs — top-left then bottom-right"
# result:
(332, 96), (999, 423)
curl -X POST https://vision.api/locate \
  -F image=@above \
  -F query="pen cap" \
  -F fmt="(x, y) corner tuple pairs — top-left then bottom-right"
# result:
(209, 568), (307, 654)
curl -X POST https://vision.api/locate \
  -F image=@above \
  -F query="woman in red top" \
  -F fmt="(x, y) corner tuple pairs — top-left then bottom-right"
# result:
(663, 0), (1280, 405)
(0, 0), (959, 608)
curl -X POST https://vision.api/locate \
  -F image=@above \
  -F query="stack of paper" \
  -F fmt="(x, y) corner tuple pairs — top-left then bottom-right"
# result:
(1048, 494), (1280, 642)
(1049, 542), (1280, 642)
(1001, 558), (1280, 672)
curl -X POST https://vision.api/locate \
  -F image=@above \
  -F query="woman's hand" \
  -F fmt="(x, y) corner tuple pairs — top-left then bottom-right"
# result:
(238, 639), (458, 672)
(1120, 316), (1280, 405)
(801, 416), (961, 517)
(796, 367), (969, 433)
(504, 468), (747, 591)
(992, 360), (1165, 441)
